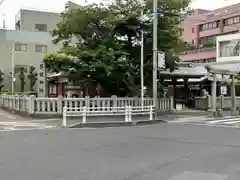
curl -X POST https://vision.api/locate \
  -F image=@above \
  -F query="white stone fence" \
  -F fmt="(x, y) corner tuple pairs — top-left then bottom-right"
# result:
(0, 95), (174, 116)
(195, 95), (240, 110)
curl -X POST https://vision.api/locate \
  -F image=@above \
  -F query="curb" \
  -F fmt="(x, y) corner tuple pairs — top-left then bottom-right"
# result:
(68, 119), (166, 128)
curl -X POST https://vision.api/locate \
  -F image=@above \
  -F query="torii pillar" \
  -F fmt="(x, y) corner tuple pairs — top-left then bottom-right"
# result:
(231, 75), (237, 115)
(205, 65), (238, 117)
(211, 73), (217, 115)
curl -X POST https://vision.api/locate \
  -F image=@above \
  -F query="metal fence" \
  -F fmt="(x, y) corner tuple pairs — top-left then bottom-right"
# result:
(62, 105), (154, 127)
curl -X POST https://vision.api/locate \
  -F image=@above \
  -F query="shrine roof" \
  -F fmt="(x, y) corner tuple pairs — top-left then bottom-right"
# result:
(159, 60), (240, 78)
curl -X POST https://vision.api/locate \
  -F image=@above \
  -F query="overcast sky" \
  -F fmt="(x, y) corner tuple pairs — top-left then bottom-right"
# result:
(0, 0), (239, 29)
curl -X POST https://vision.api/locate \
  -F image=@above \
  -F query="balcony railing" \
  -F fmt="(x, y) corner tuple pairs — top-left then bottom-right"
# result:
(178, 46), (216, 55)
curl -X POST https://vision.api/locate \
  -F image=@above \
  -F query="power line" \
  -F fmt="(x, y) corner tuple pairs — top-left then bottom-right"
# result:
(0, 0), (6, 6)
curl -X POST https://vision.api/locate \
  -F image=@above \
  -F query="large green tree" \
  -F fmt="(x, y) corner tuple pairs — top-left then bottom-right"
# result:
(27, 66), (38, 91)
(110, 0), (191, 94)
(46, 4), (137, 96)
(18, 67), (26, 92)
(44, 0), (191, 96)
(0, 70), (4, 91)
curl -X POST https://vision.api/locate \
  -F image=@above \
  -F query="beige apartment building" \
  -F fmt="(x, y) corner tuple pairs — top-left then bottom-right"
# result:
(0, 1), (80, 91)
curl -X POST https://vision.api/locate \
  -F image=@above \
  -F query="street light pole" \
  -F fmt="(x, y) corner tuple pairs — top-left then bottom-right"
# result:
(140, 7), (144, 109)
(11, 43), (15, 92)
(153, 0), (158, 118)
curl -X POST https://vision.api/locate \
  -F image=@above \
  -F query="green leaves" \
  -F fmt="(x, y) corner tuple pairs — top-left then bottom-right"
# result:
(45, 0), (191, 96)
(18, 67), (26, 92)
(0, 70), (4, 91)
(27, 66), (38, 91)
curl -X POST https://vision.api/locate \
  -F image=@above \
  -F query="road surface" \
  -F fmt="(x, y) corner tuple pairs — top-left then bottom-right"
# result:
(0, 123), (240, 179)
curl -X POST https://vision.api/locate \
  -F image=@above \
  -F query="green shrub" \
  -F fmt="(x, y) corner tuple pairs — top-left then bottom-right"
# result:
(0, 91), (37, 96)
(202, 42), (216, 47)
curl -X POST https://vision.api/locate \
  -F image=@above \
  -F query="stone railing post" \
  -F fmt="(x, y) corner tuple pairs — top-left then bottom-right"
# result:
(207, 95), (211, 110)
(170, 96), (174, 111)
(220, 95), (224, 110)
(134, 96), (138, 106)
(111, 95), (117, 107)
(85, 96), (90, 107)
(28, 95), (36, 115)
(9, 95), (12, 109)
(57, 95), (63, 115)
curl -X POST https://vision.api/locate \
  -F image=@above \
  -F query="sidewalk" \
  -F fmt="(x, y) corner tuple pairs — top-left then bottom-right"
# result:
(1, 108), (239, 128)
(161, 109), (240, 123)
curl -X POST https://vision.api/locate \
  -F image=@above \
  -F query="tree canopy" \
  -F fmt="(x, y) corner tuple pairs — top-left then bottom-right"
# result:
(44, 0), (191, 97)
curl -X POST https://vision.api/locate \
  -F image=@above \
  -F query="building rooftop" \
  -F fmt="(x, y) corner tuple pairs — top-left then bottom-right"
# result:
(160, 61), (240, 78)
(185, 2), (240, 24)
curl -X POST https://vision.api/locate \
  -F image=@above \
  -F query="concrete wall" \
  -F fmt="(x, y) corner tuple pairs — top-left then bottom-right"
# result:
(0, 29), (61, 92)
(16, 9), (61, 32)
(216, 33), (240, 62)
(0, 2), (83, 92)
(64, 1), (81, 11)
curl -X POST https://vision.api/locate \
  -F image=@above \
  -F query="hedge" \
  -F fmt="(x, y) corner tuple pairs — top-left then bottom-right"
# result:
(0, 91), (37, 96)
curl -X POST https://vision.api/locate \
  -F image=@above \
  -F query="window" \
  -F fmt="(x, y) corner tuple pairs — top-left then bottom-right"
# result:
(191, 39), (194, 44)
(224, 16), (240, 26)
(234, 16), (240, 24)
(35, 44), (47, 53)
(39, 72), (44, 77)
(199, 35), (216, 44)
(200, 21), (219, 31)
(35, 24), (47, 32)
(14, 43), (27, 52)
(207, 13), (214, 19)
(212, 22), (217, 28)
(39, 80), (44, 84)
(228, 18), (234, 25)
(192, 28), (194, 33)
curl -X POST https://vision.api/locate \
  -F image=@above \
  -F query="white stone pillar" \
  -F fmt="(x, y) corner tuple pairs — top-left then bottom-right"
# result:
(211, 73), (217, 114)
(231, 75), (237, 115)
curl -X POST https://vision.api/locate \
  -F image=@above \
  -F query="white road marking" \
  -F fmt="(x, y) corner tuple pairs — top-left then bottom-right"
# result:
(181, 122), (240, 128)
(209, 118), (240, 124)
(170, 116), (240, 128)
(20, 119), (61, 123)
(222, 120), (240, 124)
(3, 126), (15, 130)
(0, 121), (56, 129)
(0, 127), (57, 132)
(0, 122), (42, 126)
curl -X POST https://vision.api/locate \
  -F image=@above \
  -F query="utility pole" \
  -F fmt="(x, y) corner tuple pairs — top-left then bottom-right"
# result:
(153, 0), (158, 119)
(140, 2), (144, 109)
(11, 44), (15, 92)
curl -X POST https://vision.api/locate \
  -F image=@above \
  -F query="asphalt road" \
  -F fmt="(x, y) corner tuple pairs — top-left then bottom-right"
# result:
(1, 123), (240, 180)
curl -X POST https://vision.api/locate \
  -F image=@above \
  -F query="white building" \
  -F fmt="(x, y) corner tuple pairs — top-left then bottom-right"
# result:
(217, 33), (240, 63)
(0, 1), (80, 92)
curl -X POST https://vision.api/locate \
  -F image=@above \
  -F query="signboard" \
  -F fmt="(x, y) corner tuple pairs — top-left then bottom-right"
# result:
(38, 60), (48, 97)
(221, 86), (227, 95)
(157, 51), (165, 69)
